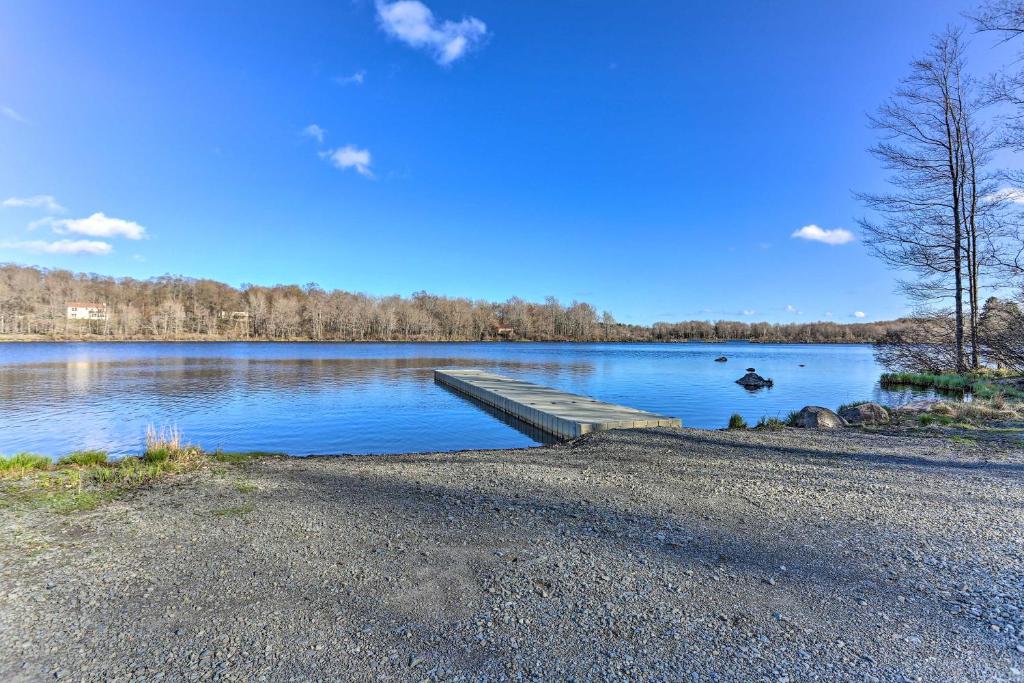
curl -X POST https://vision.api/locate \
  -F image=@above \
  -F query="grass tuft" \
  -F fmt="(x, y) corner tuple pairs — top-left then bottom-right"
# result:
(754, 417), (786, 431)
(0, 453), (52, 477)
(1, 427), (219, 515)
(58, 450), (108, 467)
(727, 413), (748, 430)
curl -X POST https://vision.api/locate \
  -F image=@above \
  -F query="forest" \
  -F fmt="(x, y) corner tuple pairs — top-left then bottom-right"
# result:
(0, 263), (907, 343)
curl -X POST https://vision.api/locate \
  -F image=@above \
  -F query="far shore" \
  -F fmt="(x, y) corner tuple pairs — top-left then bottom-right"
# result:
(0, 335), (876, 345)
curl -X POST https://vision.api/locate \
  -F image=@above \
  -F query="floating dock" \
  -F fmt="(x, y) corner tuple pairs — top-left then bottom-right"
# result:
(434, 369), (681, 440)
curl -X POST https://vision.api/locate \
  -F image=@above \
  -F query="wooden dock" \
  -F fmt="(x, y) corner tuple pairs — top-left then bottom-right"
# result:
(434, 369), (681, 439)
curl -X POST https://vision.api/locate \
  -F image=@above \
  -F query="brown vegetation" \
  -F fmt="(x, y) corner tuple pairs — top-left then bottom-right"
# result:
(0, 263), (908, 343)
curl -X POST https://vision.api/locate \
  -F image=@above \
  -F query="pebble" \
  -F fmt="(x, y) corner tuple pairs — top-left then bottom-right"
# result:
(1, 427), (1021, 682)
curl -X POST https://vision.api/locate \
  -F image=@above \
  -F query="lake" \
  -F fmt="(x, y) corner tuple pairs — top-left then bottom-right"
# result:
(0, 342), (929, 457)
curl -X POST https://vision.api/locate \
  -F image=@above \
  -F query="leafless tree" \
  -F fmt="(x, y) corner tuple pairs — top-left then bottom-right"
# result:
(873, 311), (963, 373)
(972, 0), (1024, 282)
(857, 28), (996, 371)
(0, 262), (915, 344)
(972, 2), (1024, 149)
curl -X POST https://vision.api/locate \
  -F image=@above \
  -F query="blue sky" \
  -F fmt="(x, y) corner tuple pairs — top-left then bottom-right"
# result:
(0, 0), (1008, 324)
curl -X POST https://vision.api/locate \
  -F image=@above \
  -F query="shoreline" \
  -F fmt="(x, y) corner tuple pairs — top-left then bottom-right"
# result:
(2, 427), (1022, 680)
(0, 336), (880, 345)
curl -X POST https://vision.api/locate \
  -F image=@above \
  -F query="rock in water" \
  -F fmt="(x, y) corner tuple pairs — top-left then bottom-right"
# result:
(793, 406), (848, 429)
(736, 372), (773, 389)
(714, 356), (728, 362)
(745, 367), (756, 373)
(839, 402), (889, 425)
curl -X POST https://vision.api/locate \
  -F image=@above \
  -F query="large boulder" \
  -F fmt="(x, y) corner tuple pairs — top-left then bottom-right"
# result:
(839, 402), (890, 425)
(714, 356), (728, 362)
(736, 372), (773, 389)
(793, 406), (848, 429)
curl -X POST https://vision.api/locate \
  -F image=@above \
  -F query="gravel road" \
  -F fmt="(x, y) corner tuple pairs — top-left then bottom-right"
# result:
(1, 427), (1023, 682)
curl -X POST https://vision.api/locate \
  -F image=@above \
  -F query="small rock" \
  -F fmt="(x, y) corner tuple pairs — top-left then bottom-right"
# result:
(736, 372), (773, 389)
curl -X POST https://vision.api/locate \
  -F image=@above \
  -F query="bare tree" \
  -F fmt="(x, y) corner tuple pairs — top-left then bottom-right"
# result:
(972, 0), (1024, 282)
(857, 28), (989, 371)
(972, 1), (1024, 150)
(0, 262), (914, 344)
(873, 311), (963, 373)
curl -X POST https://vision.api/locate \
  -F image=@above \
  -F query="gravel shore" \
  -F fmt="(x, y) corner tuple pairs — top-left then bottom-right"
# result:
(1, 427), (1023, 682)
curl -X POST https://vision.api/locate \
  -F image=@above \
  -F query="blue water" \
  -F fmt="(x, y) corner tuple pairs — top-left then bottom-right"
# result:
(0, 342), (928, 457)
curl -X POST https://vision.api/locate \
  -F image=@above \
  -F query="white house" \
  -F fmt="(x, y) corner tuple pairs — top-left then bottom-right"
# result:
(66, 302), (108, 320)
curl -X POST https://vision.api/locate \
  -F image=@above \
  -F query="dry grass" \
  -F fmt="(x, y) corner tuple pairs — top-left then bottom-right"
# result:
(926, 399), (1022, 423)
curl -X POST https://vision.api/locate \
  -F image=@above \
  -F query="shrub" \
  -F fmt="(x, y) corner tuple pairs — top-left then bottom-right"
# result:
(785, 410), (802, 427)
(727, 413), (748, 430)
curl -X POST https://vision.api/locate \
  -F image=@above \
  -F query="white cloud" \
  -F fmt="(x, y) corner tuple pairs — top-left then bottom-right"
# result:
(786, 304), (798, 313)
(1, 106), (28, 124)
(335, 70), (366, 86)
(375, 0), (487, 65)
(302, 124), (326, 143)
(0, 239), (112, 255)
(853, 311), (866, 318)
(53, 212), (146, 240)
(2, 195), (65, 213)
(741, 309), (755, 316)
(322, 145), (374, 177)
(825, 311), (833, 318)
(791, 224), (855, 245)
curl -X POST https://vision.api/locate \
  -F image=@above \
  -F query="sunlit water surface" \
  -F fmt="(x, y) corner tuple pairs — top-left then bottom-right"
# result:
(0, 342), (931, 457)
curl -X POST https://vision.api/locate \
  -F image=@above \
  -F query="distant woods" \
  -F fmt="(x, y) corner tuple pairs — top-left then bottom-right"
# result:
(0, 263), (906, 344)
(859, 8), (1024, 374)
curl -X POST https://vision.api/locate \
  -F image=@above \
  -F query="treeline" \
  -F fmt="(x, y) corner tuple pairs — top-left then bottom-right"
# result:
(0, 263), (906, 343)
(650, 319), (913, 344)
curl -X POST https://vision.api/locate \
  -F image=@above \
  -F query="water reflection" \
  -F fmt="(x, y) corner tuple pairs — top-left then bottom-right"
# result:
(0, 356), (596, 410)
(0, 342), (922, 457)
(434, 382), (560, 446)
